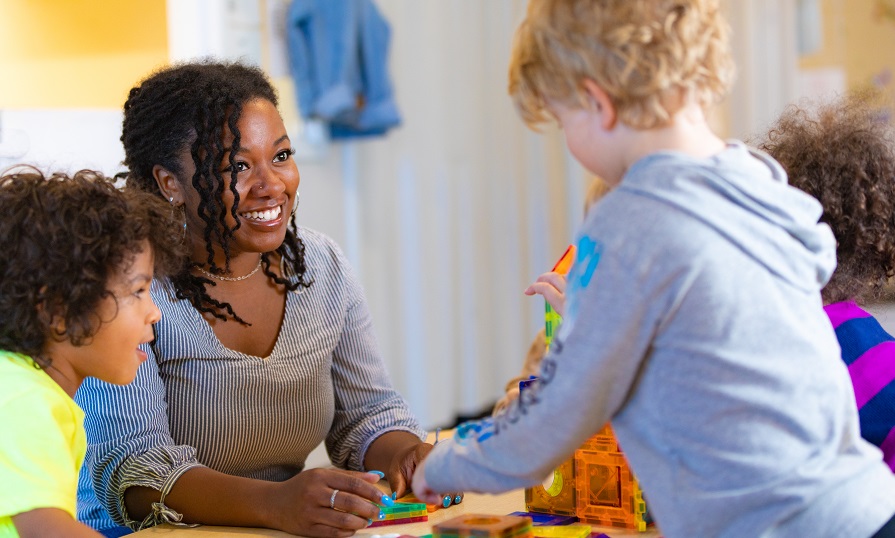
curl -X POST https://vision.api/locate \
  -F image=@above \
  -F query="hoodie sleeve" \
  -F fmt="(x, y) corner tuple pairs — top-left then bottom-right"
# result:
(424, 232), (662, 493)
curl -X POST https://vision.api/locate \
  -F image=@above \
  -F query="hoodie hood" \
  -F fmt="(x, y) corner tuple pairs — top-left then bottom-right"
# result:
(619, 141), (836, 292)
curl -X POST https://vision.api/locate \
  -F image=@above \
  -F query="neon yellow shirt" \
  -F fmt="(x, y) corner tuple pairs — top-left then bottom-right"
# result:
(0, 351), (86, 537)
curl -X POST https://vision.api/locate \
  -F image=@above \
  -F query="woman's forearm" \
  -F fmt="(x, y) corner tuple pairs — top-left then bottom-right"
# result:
(363, 430), (425, 473)
(123, 466), (278, 529)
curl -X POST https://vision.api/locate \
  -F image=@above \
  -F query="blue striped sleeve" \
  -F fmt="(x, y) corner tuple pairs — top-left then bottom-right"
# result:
(835, 317), (895, 366)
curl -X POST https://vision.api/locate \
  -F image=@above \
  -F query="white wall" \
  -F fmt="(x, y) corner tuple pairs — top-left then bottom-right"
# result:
(346, 1), (587, 427)
(725, 0), (801, 139)
(0, 109), (124, 175)
(162, 0), (589, 428)
(0, 0), (803, 431)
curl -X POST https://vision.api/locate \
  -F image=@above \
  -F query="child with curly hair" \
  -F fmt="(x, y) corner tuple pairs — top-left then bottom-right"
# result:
(0, 168), (183, 537)
(757, 91), (895, 472)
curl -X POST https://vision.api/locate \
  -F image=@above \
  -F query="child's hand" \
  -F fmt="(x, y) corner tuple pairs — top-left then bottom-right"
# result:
(492, 386), (521, 415)
(524, 272), (567, 316)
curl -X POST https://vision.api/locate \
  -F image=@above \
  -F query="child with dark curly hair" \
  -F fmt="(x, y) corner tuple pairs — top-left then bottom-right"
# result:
(757, 91), (895, 472)
(0, 168), (184, 537)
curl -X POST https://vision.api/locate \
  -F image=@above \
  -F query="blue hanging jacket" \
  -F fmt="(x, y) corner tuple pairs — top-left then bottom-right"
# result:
(287, 0), (401, 139)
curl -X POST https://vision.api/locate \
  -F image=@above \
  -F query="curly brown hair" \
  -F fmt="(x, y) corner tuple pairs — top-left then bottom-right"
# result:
(0, 167), (186, 366)
(120, 60), (312, 325)
(756, 91), (895, 304)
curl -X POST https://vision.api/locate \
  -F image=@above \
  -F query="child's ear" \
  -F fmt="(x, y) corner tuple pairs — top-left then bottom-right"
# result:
(36, 298), (67, 339)
(152, 165), (183, 205)
(582, 79), (617, 131)
(49, 316), (67, 339)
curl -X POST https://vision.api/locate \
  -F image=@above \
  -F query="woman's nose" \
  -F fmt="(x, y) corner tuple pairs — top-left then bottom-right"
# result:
(252, 170), (287, 196)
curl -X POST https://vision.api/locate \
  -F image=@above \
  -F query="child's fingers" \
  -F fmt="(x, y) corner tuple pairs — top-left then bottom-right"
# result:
(525, 282), (566, 316)
(525, 272), (567, 294)
(535, 272), (567, 292)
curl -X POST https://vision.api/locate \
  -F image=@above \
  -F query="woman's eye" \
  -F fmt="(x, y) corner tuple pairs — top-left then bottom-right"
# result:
(223, 162), (249, 173)
(274, 148), (296, 162)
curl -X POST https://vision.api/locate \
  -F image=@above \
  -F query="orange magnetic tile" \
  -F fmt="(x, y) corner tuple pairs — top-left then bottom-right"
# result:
(525, 457), (576, 516)
(434, 514), (532, 538)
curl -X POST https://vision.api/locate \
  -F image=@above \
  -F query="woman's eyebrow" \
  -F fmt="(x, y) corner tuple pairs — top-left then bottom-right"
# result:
(228, 134), (290, 155)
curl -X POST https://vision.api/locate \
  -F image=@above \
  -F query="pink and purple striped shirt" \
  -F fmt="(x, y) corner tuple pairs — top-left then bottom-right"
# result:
(825, 301), (895, 471)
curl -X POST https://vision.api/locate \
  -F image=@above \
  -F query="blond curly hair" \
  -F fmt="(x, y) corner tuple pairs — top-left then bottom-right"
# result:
(508, 0), (735, 129)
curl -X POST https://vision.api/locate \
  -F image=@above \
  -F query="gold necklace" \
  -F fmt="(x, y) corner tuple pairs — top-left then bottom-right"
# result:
(195, 258), (262, 282)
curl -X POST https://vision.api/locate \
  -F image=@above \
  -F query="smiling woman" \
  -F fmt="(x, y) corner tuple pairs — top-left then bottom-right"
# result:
(74, 61), (431, 538)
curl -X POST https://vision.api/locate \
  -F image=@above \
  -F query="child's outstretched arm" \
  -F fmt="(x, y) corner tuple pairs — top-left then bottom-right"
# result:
(413, 244), (657, 497)
(524, 271), (568, 316)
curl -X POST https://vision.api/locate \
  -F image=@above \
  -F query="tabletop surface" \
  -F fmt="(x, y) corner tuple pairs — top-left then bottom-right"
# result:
(130, 428), (661, 538)
(132, 486), (660, 538)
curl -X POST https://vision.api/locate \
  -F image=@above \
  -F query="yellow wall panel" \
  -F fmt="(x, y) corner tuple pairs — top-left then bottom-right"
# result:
(843, 0), (895, 89)
(799, 0), (895, 92)
(0, 0), (169, 108)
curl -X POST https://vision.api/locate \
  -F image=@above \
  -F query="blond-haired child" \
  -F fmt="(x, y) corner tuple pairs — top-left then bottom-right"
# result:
(0, 169), (183, 537)
(413, 1), (895, 536)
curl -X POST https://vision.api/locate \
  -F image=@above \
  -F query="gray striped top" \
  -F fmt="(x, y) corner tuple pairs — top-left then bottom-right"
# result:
(75, 227), (425, 531)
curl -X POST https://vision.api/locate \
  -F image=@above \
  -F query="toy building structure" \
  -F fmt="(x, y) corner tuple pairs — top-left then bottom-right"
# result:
(524, 425), (650, 531)
(523, 247), (650, 532)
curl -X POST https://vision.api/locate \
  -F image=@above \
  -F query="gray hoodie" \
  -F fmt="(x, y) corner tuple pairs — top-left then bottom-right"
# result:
(424, 142), (895, 537)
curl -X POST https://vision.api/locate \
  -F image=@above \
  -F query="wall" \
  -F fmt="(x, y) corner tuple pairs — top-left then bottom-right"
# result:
(0, 0), (168, 108)
(0, 0), (169, 174)
(0, 0), (837, 431)
(724, 0), (800, 139)
(796, 0), (895, 103)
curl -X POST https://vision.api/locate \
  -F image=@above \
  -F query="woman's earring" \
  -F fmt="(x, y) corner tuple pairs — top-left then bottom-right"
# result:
(168, 196), (187, 242)
(291, 191), (300, 218)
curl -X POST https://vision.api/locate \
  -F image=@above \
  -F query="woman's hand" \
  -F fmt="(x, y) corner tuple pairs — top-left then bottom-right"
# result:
(524, 272), (567, 315)
(410, 459), (443, 505)
(269, 468), (393, 537)
(393, 441), (464, 510)
(367, 432), (464, 508)
(385, 440), (433, 500)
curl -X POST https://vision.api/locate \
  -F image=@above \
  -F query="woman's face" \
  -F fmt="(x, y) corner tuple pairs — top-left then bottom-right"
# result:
(179, 98), (300, 260)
